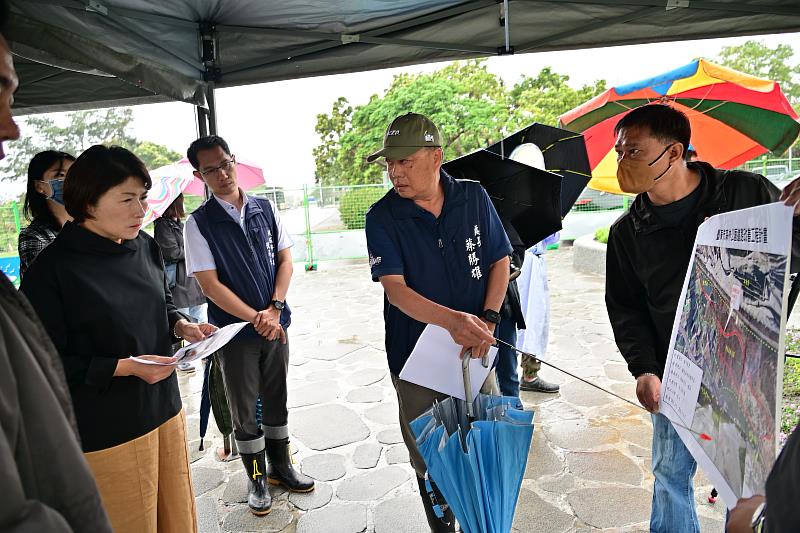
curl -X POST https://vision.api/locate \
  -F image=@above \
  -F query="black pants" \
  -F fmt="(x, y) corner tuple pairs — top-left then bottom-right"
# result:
(217, 334), (290, 450)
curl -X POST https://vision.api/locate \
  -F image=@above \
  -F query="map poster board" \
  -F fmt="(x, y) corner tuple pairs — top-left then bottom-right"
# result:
(660, 202), (793, 510)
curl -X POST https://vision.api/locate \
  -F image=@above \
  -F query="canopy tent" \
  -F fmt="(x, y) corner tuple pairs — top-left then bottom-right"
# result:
(7, 0), (800, 132)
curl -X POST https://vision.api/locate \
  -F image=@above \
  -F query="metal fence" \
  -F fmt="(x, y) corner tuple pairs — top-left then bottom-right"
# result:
(1, 155), (797, 272)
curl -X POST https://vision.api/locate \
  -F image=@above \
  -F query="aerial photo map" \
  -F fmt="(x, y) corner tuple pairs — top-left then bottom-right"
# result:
(673, 244), (786, 497)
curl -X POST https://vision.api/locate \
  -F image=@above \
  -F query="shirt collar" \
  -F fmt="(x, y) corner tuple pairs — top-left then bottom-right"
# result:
(212, 188), (249, 213)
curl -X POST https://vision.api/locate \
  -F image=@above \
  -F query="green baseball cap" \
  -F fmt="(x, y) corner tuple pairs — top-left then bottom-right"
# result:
(366, 113), (442, 162)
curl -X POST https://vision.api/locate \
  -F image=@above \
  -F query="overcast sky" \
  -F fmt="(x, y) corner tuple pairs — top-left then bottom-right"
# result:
(19, 32), (800, 194)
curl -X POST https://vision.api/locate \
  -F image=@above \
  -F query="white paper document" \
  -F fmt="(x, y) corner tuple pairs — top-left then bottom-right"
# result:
(660, 202), (792, 509)
(130, 322), (249, 366)
(399, 324), (498, 402)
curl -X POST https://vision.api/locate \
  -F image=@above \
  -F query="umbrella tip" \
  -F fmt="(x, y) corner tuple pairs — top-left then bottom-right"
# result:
(199, 438), (205, 451)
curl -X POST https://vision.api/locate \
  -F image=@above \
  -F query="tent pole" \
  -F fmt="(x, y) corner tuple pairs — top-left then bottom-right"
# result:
(503, 0), (510, 53)
(207, 83), (218, 136)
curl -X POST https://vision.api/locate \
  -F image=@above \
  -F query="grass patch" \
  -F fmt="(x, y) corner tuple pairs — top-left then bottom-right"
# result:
(781, 329), (800, 444)
(594, 226), (609, 244)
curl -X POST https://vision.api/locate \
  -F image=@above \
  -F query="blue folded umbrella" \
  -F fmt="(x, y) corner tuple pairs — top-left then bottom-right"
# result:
(410, 393), (534, 533)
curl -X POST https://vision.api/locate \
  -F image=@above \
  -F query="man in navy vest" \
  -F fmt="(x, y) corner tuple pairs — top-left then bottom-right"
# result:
(184, 136), (313, 516)
(365, 113), (512, 532)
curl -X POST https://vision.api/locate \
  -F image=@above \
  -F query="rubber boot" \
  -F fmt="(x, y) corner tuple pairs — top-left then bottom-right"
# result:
(240, 450), (271, 516)
(416, 476), (456, 532)
(265, 438), (315, 492)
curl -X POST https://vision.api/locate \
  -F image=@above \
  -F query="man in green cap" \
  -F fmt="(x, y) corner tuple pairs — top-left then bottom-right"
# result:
(365, 112), (512, 532)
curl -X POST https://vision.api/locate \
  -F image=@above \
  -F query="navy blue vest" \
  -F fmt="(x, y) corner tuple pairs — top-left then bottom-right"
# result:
(192, 196), (290, 338)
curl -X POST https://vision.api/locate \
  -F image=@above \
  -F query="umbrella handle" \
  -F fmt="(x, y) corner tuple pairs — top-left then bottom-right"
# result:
(462, 353), (474, 417)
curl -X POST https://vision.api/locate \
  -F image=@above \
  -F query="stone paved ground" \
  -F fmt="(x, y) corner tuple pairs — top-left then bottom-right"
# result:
(179, 245), (726, 532)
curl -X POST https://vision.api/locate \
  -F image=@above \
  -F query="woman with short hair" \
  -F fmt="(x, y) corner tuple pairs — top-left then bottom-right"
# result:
(18, 150), (75, 276)
(21, 145), (214, 533)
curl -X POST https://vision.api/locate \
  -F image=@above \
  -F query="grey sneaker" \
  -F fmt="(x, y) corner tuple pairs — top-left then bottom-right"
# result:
(519, 377), (559, 393)
(177, 362), (195, 373)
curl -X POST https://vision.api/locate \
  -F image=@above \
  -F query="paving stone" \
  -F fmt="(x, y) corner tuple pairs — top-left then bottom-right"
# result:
(558, 379), (619, 408)
(189, 440), (207, 463)
(699, 513), (725, 533)
(512, 489), (574, 533)
(346, 368), (387, 386)
(296, 503), (368, 533)
(566, 450), (642, 485)
(538, 473), (575, 493)
(535, 400), (583, 423)
(196, 497), (221, 533)
(523, 430), (563, 479)
(288, 383), (340, 408)
(192, 466), (224, 496)
(386, 444), (410, 464)
(305, 342), (366, 361)
(291, 404), (370, 450)
(567, 487), (651, 528)
(290, 356), (309, 366)
(377, 427), (403, 445)
(374, 493), (428, 533)
(628, 443), (651, 457)
(543, 420), (620, 451)
(353, 443), (382, 469)
(222, 473), (249, 504)
(301, 453), (347, 481)
(604, 363), (633, 382)
(337, 466), (409, 501)
(221, 504), (293, 532)
(609, 382), (638, 402)
(305, 369), (344, 382)
(617, 421), (653, 448)
(346, 386), (384, 403)
(289, 481), (333, 510)
(364, 403), (398, 425)
(339, 346), (387, 368)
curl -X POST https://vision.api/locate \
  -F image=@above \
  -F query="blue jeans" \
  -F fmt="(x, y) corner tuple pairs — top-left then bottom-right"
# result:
(179, 304), (207, 324)
(650, 413), (700, 533)
(494, 318), (519, 397)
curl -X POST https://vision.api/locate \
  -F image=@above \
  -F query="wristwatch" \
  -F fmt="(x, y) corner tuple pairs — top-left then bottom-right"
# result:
(751, 501), (766, 532)
(271, 299), (285, 311)
(482, 309), (501, 325)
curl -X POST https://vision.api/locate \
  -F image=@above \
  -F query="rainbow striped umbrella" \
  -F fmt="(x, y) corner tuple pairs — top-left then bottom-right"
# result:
(558, 59), (800, 194)
(142, 169), (194, 226)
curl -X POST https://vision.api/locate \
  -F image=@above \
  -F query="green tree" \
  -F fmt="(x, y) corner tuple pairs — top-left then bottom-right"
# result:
(716, 40), (800, 105)
(313, 60), (606, 186)
(508, 67), (606, 131)
(2, 107), (181, 180)
(314, 60), (510, 185)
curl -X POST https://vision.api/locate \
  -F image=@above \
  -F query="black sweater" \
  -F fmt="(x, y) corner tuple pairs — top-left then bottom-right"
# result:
(21, 222), (184, 452)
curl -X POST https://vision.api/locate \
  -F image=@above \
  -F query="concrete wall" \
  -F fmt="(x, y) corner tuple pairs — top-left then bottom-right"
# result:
(573, 233), (607, 277)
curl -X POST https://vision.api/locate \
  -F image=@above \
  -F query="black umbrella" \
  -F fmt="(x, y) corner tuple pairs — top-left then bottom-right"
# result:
(487, 123), (591, 216)
(443, 149), (562, 249)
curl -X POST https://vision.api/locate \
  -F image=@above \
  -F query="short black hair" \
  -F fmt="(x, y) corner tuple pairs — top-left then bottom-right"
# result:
(23, 150), (75, 228)
(614, 104), (691, 157)
(64, 145), (152, 223)
(186, 135), (231, 170)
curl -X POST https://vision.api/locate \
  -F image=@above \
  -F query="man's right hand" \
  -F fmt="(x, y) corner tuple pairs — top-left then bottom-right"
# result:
(444, 311), (496, 357)
(636, 374), (661, 412)
(253, 308), (287, 343)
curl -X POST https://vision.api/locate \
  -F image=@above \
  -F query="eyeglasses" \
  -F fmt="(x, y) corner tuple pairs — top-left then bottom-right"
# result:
(199, 156), (236, 177)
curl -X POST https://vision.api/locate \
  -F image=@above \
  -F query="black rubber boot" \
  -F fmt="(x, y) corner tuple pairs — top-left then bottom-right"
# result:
(416, 476), (456, 532)
(265, 438), (315, 492)
(240, 450), (272, 516)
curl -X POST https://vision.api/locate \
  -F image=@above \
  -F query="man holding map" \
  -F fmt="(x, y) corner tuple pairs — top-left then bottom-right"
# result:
(605, 104), (800, 532)
(365, 112), (511, 532)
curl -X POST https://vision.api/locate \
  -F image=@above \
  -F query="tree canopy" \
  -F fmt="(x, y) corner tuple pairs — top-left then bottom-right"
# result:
(716, 40), (800, 106)
(313, 60), (606, 186)
(2, 108), (181, 181)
